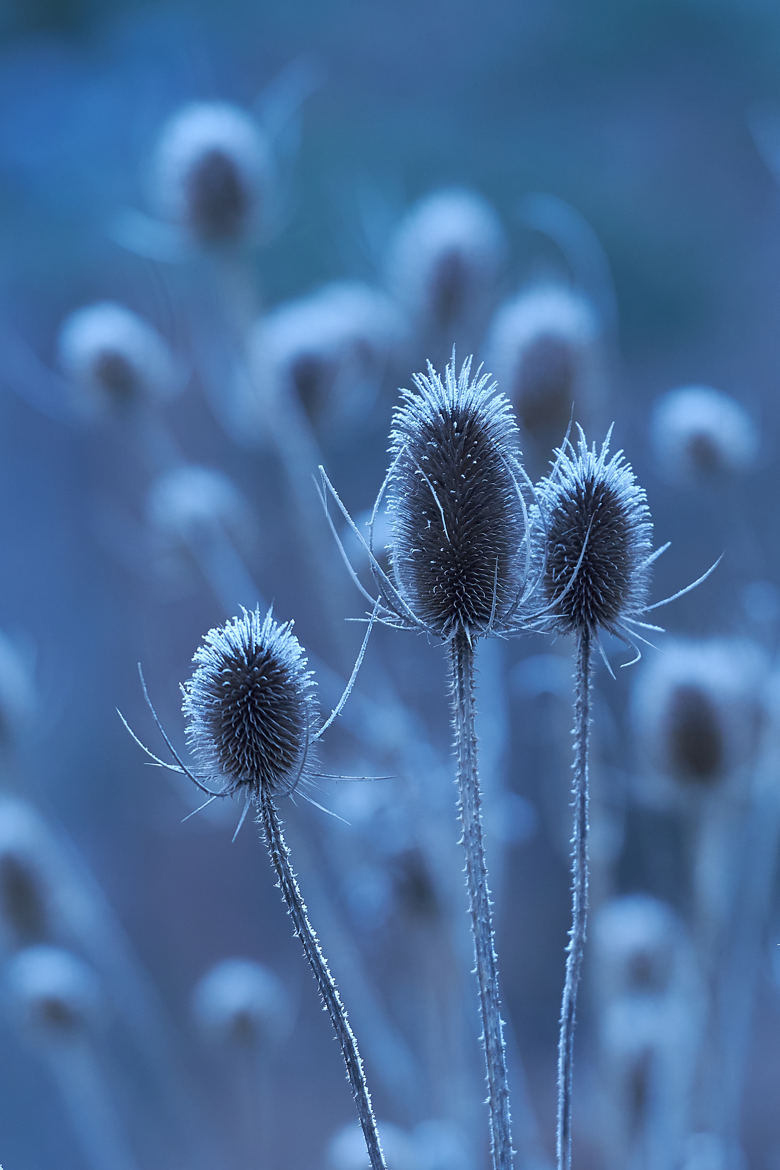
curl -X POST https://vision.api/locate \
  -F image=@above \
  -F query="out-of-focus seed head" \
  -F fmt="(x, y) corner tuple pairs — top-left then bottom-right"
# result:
(531, 428), (653, 639)
(57, 302), (176, 414)
(182, 608), (317, 800)
(487, 285), (599, 446)
(387, 189), (506, 343)
(252, 282), (403, 428)
(152, 102), (271, 244)
(651, 386), (758, 482)
(7, 946), (101, 1041)
(147, 465), (254, 552)
(631, 638), (766, 793)
(0, 801), (59, 946)
(192, 958), (291, 1050)
(593, 895), (687, 999)
(386, 357), (527, 640)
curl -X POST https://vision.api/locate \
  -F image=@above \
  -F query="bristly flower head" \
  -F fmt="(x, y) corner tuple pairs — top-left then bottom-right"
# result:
(531, 427), (654, 645)
(182, 608), (317, 800)
(382, 357), (530, 641)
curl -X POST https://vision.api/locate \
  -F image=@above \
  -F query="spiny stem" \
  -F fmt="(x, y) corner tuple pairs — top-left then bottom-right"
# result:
(258, 793), (386, 1170)
(556, 627), (592, 1170)
(449, 628), (514, 1170)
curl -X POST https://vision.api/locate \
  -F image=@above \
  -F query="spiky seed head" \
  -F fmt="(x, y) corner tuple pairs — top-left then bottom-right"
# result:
(631, 638), (766, 792)
(532, 429), (653, 638)
(387, 358), (527, 640)
(387, 188), (506, 339)
(192, 958), (291, 1050)
(182, 608), (316, 800)
(7, 946), (101, 1041)
(57, 302), (176, 414)
(487, 285), (599, 445)
(651, 386), (758, 482)
(152, 102), (270, 244)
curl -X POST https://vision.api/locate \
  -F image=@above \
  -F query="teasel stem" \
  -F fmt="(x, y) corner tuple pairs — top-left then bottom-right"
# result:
(257, 791), (387, 1170)
(556, 627), (592, 1170)
(449, 628), (514, 1170)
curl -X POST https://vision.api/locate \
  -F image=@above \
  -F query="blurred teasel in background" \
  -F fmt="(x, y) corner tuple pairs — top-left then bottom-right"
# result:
(1, 1), (780, 1169)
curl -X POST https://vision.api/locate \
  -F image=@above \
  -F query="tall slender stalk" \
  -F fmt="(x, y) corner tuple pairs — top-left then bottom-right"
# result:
(258, 792), (386, 1170)
(449, 628), (514, 1170)
(556, 628), (592, 1170)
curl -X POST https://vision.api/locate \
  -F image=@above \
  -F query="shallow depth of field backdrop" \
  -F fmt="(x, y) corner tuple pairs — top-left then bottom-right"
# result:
(1, 1), (780, 1169)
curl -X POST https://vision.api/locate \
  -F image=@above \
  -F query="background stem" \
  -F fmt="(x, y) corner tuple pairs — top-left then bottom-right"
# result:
(449, 628), (514, 1170)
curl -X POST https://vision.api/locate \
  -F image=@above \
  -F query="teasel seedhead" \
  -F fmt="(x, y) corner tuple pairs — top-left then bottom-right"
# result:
(192, 958), (291, 1051)
(319, 357), (534, 643)
(152, 102), (271, 245)
(530, 426), (656, 650)
(182, 608), (317, 801)
(7, 946), (102, 1042)
(651, 385), (758, 483)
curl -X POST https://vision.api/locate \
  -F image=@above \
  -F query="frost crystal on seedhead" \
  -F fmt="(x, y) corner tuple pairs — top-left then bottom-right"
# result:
(387, 357), (527, 640)
(532, 428), (653, 639)
(182, 608), (317, 799)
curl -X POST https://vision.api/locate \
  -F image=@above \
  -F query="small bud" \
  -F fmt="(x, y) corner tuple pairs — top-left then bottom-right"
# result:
(387, 188), (506, 344)
(386, 357), (527, 639)
(152, 102), (270, 244)
(7, 946), (101, 1041)
(192, 958), (291, 1051)
(531, 429), (653, 638)
(57, 302), (176, 414)
(182, 608), (317, 800)
(651, 386), (758, 482)
(486, 285), (599, 447)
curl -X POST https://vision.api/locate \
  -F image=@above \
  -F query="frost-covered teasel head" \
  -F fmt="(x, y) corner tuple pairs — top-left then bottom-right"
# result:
(0, 801), (59, 946)
(57, 302), (177, 415)
(348, 357), (531, 641)
(252, 282), (403, 427)
(192, 958), (291, 1050)
(7, 946), (101, 1042)
(593, 895), (688, 1000)
(631, 638), (766, 795)
(182, 608), (317, 801)
(147, 464), (254, 553)
(152, 102), (271, 245)
(530, 427), (654, 645)
(387, 189), (506, 345)
(487, 285), (600, 447)
(651, 386), (758, 482)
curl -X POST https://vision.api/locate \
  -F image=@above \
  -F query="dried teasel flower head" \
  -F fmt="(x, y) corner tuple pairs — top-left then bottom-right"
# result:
(486, 285), (600, 449)
(593, 894), (688, 1000)
(152, 102), (271, 245)
(57, 302), (177, 415)
(379, 356), (529, 641)
(530, 427), (654, 647)
(147, 464), (254, 553)
(192, 958), (291, 1051)
(0, 801), (59, 946)
(387, 189), (506, 346)
(7, 946), (102, 1042)
(631, 638), (766, 796)
(182, 608), (317, 801)
(651, 386), (758, 483)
